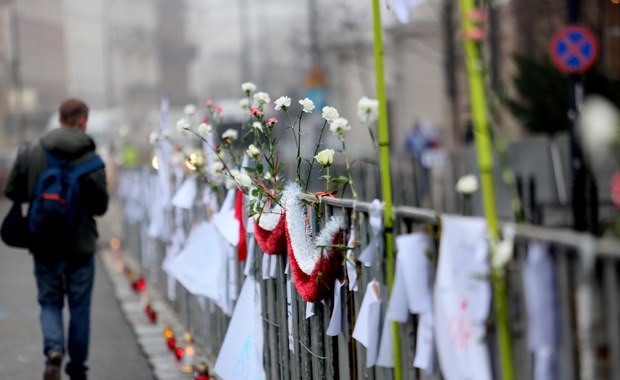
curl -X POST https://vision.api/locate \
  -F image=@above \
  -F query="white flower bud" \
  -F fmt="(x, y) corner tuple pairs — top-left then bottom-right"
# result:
(314, 148), (335, 167)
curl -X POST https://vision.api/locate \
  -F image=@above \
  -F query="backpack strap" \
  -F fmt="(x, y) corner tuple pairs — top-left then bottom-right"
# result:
(69, 155), (105, 181)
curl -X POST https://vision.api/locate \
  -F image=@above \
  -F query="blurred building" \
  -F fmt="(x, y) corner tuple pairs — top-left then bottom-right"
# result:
(0, 0), (67, 150)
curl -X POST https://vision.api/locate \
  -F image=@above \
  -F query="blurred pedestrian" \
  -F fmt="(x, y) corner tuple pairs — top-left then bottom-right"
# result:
(405, 120), (431, 205)
(4, 98), (109, 380)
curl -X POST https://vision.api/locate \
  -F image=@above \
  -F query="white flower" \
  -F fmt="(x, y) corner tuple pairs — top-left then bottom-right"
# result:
(579, 95), (619, 169)
(235, 172), (252, 188)
(264, 171), (272, 180)
(222, 128), (238, 142)
(253, 92), (271, 109)
(210, 161), (225, 174)
(188, 150), (204, 168)
(242, 82), (256, 96)
(183, 104), (197, 116)
(329, 117), (351, 137)
(274, 96), (291, 111)
(149, 131), (159, 145)
(493, 239), (514, 269)
(225, 175), (236, 189)
(455, 174), (479, 194)
(299, 98), (315, 113)
(357, 96), (379, 124)
(239, 98), (250, 110)
(176, 118), (191, 133)
(198, 122), (212, 135)
(247, 144), (260, 160)
(252, 121), (263, 132)
(314, 149), (335, 167)
(322, 106), (339, 123)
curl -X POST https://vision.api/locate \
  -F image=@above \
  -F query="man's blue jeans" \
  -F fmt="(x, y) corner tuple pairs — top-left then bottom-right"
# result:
(34, 254), (95, 379)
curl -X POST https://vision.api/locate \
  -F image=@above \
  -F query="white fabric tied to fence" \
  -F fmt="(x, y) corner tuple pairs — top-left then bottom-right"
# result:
(165, 221), (233, 315)
(326, 279), (347, 336)
(353, 280), (383, 367)
(524, 242), (559, 380)
(434, 216), (492, 380)
(358, 199), (383, 267)
(215, 277), (266, 380)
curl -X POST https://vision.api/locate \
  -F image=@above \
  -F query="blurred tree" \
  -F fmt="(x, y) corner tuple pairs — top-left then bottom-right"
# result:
(506, 55), (620, 135)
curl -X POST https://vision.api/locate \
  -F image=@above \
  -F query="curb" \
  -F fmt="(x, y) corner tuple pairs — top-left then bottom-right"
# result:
(99, 248), (203, 380)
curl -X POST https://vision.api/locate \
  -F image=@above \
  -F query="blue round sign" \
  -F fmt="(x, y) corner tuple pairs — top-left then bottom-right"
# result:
(550, 25), (599, 74)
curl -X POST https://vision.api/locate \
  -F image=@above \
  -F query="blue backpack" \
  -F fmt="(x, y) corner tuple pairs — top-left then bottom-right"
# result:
(28, 145), (105, 241)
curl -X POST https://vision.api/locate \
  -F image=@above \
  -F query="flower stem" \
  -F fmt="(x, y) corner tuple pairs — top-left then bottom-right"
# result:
(341, 139), (358, 200)
(296, 113), (304, 185)
(366, 124), (380, 164)
(305, 120), (328, 192)
(325, 166), (331, 193)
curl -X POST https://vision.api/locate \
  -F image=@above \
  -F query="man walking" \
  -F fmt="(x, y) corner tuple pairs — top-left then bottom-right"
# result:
(4, 99), (109, 380)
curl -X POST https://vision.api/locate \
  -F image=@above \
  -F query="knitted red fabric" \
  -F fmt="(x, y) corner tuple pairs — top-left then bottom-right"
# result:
(285, 213), (346, 302)
(234, 189), (247, 261)
(254, 213), (287, 255)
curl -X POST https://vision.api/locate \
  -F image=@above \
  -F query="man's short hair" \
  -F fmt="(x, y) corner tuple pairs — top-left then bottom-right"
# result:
(59, 98), (89, 127)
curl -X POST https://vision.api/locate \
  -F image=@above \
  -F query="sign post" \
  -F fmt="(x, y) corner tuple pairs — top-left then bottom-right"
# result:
(549, 20), (600, 233)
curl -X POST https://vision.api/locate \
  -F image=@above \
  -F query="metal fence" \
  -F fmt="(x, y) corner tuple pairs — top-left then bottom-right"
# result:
(119, 169), (620, 380)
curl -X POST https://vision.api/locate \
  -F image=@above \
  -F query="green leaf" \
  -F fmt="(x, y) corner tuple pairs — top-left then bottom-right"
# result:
(331, 175), (349, 185)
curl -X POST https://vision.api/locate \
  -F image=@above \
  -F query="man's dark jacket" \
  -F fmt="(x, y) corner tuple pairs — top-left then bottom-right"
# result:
(4, 127), (109, 255)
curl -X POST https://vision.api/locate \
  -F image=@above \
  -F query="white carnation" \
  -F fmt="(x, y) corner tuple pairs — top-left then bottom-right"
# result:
(329, 117), (351, 137)
(356, 96), (379, 124)
(222, 128), (238, 142)
(455, 174), (479, 194)
(253, 92), (271, 109)
(252, 121), (263, 132)
(274, 96), (291, 111)
(149, 131), (159, 145)
(579, 95), (620, 169)
(321, 106), (339, 123)
(299, 98), (315, 113)
(242, 82), (256, 96)
(234, 172), (253, 188)
(183, 104), (197, 116)
(198, 122), (212, 135)
(239, 98), (250, 109)
(176, 118), (191, 133)
(210, 161), (225, 174)
(247, 144), (260, 160)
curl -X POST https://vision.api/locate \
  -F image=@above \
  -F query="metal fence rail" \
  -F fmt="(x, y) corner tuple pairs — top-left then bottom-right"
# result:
(119, 169), (620, 380)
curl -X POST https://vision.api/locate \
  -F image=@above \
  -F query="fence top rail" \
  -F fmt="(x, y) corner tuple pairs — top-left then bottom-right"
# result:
(295, 193), (619, 259)
(296, 193), (441, 222)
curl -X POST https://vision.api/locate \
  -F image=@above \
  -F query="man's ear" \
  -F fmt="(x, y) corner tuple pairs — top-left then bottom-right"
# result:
(77, 116), (88, 131)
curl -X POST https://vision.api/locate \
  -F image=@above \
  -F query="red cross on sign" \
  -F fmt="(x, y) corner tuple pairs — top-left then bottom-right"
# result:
(550, 25), (599, 74)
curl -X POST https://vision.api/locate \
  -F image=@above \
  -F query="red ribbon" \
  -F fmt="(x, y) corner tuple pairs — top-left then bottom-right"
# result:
(234, 189), (247, 261)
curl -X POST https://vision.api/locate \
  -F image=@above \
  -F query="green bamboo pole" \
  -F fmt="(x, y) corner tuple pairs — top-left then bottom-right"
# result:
(459, 1), (514, 379)
(370, 1), (401, 378)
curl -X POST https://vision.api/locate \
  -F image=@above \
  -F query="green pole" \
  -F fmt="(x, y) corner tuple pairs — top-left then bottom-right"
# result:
(370, 0), (401, 378)
(460, 1), (514, 379)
